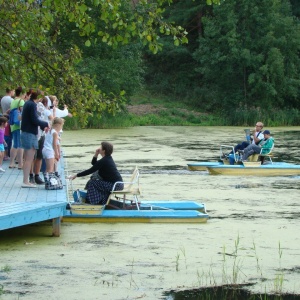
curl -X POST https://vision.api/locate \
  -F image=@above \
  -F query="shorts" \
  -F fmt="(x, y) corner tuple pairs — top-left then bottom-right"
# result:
(42, 148), (54, 159)
(0, 144), (4, 152)
(12, 129), (21, 148)
(36, 135), (45, 159)
(21, 132), (38, 150)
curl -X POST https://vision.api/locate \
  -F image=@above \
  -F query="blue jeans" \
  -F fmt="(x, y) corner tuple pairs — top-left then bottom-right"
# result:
(12, 129), (21, 148)
(234, 141), (249, 153)
(4, 135), (12, 156)
(242, 144), (261, 161)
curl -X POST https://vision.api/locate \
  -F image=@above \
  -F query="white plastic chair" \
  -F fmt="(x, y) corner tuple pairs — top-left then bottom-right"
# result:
(106, 166), (141, 210)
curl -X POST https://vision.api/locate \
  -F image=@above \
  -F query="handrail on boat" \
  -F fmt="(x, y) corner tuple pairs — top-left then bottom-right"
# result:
(220, 145), (239, 163)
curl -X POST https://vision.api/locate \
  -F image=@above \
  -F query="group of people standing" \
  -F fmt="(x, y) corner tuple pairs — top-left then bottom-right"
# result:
(0, 87), (71, 188)
(1, 86), (123, 205)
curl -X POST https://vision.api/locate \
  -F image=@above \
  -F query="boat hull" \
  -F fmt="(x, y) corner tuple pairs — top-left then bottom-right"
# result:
(63, 200), (209, 223)
(63, 210), (208, 223)
(207, 164), (300, 176)
(187, 162), (223, 171)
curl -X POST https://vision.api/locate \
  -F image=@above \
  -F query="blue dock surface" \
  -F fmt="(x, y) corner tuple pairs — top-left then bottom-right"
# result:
(0, 156), (68, 236)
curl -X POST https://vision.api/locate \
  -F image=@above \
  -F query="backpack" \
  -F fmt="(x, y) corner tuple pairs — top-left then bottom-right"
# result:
(9, 98), (22, 126)
(9, 108), (21, 126)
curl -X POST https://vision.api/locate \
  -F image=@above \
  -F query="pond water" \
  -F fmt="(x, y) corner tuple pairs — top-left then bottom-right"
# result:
(0, 126), (300, 300)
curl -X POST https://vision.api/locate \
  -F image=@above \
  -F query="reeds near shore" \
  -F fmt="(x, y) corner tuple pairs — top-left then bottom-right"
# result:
(220, 108), (300, 127)
(164, 238), (299, 300)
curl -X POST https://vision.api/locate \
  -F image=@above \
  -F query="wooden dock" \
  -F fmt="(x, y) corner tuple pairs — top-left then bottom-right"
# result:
(0, 156), (68, 236)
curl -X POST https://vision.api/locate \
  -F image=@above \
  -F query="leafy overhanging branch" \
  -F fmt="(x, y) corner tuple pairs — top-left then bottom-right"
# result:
(0, 0), (220, 127)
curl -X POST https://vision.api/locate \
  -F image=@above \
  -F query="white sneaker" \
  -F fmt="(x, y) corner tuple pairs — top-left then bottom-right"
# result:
(0, 167), (5, 172)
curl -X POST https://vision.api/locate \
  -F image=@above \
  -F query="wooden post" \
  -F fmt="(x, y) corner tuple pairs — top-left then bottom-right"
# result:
(52, 217), (61, 237)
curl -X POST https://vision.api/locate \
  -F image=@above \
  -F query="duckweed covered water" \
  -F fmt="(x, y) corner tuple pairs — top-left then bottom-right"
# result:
(0, 126), (299, 300)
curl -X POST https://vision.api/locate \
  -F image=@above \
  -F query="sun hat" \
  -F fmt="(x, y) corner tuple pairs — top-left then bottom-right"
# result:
(263, 130), (270, 134)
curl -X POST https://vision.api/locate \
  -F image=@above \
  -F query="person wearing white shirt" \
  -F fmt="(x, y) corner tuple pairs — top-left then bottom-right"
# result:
(49, 95), (72, 118)
(1, 88), (15, 114)
(232, 122), (264, 154)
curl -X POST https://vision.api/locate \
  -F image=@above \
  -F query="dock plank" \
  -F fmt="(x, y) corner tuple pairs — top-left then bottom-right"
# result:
(0, 154), (68, 236)
(0, 202), (65, 229)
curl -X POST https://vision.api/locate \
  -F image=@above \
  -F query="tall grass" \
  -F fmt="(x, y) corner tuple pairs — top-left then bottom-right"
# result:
(63, 110), (220, 130)
(166, 238), (299, 300)
(219, 108), (300, 126)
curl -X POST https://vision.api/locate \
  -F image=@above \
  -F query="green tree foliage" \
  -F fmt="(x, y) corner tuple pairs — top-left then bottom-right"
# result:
(56, 8), (144, 98)
(77, 44), (144, 97)
(144, 0), (300, 116)
(194, 0), (300, 111)
(0, 0), (194, 126)
(143, 0), (209, 100)
(290, 0), (300, 19)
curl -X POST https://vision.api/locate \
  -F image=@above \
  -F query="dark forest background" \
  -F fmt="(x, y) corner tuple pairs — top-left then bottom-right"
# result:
(2, 0), (300, 126)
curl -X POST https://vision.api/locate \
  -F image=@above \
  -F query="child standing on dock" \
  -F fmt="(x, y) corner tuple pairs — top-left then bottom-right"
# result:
(42, 117), (64, 190)
(42, 117), (64, 174)
(0, 116), (8, 172)
(3, 114), (11, 161)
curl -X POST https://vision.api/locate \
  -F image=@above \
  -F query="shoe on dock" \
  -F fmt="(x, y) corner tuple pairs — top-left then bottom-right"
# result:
(34, 175), (45, 185)
(22, 183), (37, 188)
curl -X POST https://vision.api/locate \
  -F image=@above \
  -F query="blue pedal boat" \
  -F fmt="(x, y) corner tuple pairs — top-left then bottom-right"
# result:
(64, 196), (209, 224)
(64, 167), (209, 223)
(187, 144), (300, 176)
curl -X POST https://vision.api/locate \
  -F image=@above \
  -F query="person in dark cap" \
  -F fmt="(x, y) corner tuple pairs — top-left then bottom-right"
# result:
(241, 130), (274, 161)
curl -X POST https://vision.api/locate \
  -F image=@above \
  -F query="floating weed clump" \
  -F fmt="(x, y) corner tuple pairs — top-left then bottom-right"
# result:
(1, 265), (11, 273)
(164, 285), (300, 300)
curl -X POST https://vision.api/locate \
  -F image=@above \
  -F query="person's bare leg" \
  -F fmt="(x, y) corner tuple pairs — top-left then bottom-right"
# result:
(9, 147), (17, 168)
(34, 158), (42, 175)
(23, 148), (36, 185)
(30, 160), (34, 174)
(33, 158), (45, 184)
(17, 148), (24, 168)
(45, 158), (55, 173)
(44, 158), (54, 183)
(0, 152), (4, 171)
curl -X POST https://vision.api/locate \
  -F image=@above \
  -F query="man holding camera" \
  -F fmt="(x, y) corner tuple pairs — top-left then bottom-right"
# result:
(241, 130), (274, 161)
(232, 122), (265, 154)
